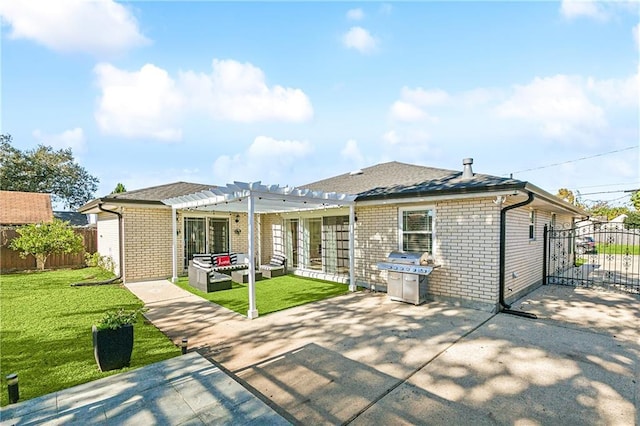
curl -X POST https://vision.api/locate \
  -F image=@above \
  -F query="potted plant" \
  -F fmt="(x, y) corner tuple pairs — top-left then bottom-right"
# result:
(92, 308), (143, 372)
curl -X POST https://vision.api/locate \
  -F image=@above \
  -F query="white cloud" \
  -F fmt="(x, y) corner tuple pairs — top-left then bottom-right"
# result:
(0, 0), (149, 55)
(180, 59), (313, 122)
(560, 0), (608, 21)
(212, 136), (314, 183)
(401, 87), (450, 107)
(94, 63), (185, 141)
(587, 69), (639, 107)
(32, 127), (86, 153)
(389, 87), (449, 122)
(340, 139), (365, 167)
(382, 130), (400, 145)
(390, 101), (429, 122)
(94, 59), (313, 140)
(495, 75), (607, 140)
(342, 26), (378, 54)
(346, 8), (364, 21)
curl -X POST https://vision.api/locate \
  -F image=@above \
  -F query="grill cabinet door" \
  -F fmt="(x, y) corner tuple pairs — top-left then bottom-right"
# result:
(387, 271), (403, 300)
(403, 273), (419, 304)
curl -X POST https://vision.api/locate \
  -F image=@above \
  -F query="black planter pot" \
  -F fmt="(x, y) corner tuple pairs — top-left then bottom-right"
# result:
(92, 324), (134, 372)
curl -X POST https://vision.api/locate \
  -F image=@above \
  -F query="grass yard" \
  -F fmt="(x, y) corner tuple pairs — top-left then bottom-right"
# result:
(0, 268), (181, 407)
(596, 243), (640, 255)
(175, 274), (351, 315)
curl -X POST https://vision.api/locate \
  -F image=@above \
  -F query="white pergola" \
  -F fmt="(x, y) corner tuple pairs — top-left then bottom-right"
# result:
(163, 181), (357, 319)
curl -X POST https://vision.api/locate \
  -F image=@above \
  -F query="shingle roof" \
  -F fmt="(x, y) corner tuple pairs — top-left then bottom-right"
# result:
(53, 211), (89, 227)
(0, 190), (54, 225)
(303, 161), (525, 200)
(108, 182), (214, 202)
(78, 182), (215, 212)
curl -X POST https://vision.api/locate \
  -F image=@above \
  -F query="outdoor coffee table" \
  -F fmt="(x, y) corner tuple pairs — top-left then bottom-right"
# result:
(231, 269), (263, 283)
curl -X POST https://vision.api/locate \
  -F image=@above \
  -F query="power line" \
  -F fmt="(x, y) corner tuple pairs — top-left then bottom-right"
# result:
(573, 181), (640, 190)
(577, 189), (638, 196)
(504, 145), (638, 176)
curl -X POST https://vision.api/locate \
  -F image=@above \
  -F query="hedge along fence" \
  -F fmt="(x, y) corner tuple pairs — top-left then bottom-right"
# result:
(0, 226), (97, 272)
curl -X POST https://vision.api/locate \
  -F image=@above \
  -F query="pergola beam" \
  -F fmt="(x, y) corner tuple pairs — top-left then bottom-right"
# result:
(163, 181), (357, 320)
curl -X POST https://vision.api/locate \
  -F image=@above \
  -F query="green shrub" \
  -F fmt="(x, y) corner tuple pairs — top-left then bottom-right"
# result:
(84, 252), (116, 274)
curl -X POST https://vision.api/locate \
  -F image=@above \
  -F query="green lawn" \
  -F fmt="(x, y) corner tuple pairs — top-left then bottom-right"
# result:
(0, 268), (181, 406)
(595, 243), (640, 255)
(175, 274), (351, 315)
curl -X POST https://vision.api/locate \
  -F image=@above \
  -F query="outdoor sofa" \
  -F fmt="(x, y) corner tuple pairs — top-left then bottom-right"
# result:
(188, 252), (249, 292)
(259, 254), (287, 278)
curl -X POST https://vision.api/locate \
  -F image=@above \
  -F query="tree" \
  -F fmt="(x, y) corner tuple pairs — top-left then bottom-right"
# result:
(0, 134), (99, 209)
(585, 200), (631, 221)
(624, 211), (640, 229)
(111, 183), (127, 194)
(556, 188), (577, 205)
(9, 219), (84, 270)
(631, 190), (640, 211)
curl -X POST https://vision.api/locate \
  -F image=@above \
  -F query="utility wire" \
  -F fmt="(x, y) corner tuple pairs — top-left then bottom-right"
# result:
(573, 181), (640, 190)
(577, 189), (639, 196)
(504, 145), (638, 176)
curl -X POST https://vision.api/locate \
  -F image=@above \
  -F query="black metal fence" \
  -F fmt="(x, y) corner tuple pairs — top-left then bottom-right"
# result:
(545, 223), (640, 295)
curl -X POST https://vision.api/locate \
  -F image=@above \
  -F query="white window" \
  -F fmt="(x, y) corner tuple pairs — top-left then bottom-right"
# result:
(399, 207), (434, 253)
(529, 210), (536, 240)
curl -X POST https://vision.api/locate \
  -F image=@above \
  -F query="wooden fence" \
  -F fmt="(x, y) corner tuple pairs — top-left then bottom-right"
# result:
(0, 227), (97, 272)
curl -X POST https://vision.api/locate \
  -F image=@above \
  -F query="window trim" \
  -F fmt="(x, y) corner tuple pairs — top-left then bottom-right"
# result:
(529, 210), (536, 240)
(398, 206), (435, 254)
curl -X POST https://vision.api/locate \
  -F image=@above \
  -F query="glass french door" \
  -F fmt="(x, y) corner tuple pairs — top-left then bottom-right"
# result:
(184, 218), (206, 268)
(184, 217), (229, 268)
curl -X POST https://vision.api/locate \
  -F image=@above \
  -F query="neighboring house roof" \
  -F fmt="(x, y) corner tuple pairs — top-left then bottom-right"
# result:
(611, 214), (628, 223)
(0, 190), (54, 225)
(79, 182), (214, 212)
(53, 211), (89, 227)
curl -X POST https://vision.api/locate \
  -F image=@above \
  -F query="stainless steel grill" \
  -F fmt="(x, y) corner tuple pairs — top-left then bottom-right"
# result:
(376, 251), (439, 305)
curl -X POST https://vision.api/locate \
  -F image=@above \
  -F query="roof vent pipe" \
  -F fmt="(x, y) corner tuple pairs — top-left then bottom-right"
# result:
(462, 158), (474, 179)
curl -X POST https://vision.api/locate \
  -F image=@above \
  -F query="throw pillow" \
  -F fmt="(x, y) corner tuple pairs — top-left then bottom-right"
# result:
(216, 255), (232, 267)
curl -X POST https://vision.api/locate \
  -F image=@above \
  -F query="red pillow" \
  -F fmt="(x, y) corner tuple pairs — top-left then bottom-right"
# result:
(216, 255), (231, 267)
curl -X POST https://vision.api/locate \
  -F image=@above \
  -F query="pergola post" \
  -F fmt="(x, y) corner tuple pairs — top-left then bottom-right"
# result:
(171, 207), (178, 283)
(349, 203), (356, 292)
(247, 194), (258, 319)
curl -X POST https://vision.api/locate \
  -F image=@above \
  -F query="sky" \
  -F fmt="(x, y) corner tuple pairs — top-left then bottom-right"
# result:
(1, 0), (638, 209)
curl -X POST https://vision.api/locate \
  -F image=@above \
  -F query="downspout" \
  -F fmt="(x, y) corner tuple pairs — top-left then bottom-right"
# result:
(499, 192), (537, 319)
(70, 203), (123, 286)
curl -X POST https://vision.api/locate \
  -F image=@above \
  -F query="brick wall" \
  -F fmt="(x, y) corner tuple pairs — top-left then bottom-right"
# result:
(427, 198), (500, 308)
(123, 207), (173, 282)
(352, 205), (398, 291)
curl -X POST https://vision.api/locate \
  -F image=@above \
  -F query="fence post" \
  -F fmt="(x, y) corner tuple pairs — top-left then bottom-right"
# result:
(542, 224), (548, 286)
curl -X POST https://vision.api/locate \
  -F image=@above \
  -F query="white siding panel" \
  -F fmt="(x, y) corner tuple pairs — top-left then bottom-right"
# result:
(97, 213), (120, 275)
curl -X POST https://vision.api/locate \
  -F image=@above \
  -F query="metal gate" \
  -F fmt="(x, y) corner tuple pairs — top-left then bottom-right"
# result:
(545, 222), (640, 295)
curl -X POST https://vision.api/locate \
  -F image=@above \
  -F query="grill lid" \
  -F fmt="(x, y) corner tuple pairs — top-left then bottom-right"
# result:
(386, 251), (429, 265)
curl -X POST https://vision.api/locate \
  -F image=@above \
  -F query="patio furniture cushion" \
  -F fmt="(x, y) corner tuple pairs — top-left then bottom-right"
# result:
(260, 255), (287, 278)
(188, 263), (232, 292)
(216, 255), (231, 267)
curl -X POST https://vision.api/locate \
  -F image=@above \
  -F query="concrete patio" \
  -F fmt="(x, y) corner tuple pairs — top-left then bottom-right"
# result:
(131, 280), (640, 425)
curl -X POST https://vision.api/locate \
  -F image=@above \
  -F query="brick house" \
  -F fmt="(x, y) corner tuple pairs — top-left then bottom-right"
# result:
(78, 159), (585, 313)
(0, 190), (54, 225)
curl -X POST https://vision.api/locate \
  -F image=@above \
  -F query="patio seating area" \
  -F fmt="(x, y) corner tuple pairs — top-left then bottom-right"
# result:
(189, 253), (288, 292)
